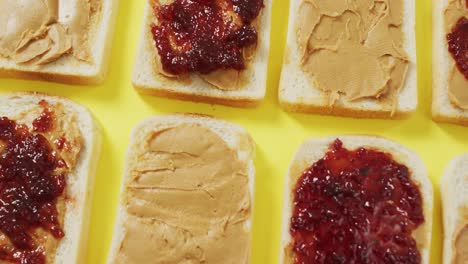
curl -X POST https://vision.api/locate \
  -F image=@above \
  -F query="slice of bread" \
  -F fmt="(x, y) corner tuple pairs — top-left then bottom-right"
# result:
(0, 0), (119, 85)
(132, 1), (272, 108)
(279, 0), (417, 118)
(107, 113), (255, 263)
(440, 154), (468, 264)
(432, 0), (468, 126)
(280, 136), (433, 264)
(0, 92), (101, 263)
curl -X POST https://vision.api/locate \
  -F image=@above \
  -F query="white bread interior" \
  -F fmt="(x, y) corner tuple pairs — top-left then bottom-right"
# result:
(279, 0), (418, 118)
(432, 0), (468, 126)
(440, 154), (468, 264)
(0, 0), (120, 85)
(106, 113), (256, 263)
(280, 136), (433, 264)
(132, 1), (272, 108)
(0, 92), (102, 264)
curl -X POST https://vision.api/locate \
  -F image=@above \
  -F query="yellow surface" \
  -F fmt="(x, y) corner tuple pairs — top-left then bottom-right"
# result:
(0, 0), (466, 263)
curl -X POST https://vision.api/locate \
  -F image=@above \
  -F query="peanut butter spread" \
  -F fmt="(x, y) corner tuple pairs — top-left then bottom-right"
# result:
(0, 101), (82, 263)
(0, 0), (98, 65)
(115, 124), (251, 263)
(296, 0), (409, 106)
(445, 0), (468, 110)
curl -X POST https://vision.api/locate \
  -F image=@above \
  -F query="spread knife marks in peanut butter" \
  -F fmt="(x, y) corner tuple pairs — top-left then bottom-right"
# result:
(445, 0), (468, 110)
(115, 124), (251, 264)
(297, 0), (409, 109)
(0, 0), (96, 65)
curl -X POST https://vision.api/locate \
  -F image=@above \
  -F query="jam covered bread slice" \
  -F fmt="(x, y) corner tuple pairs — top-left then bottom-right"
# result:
(0, 0), (119, 85)
(132, 0), (272, 107)
(280, 136), (433, 264)
(433, 0), (468, 126)
(107, 114), (255, 263)
(441, 154), (468, 264)
(279, 0), (418, 118)
(0, 93), (101, 264)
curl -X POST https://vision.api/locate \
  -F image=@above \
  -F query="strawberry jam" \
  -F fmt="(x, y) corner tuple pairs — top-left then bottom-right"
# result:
(32, 100), (54, 133)
(0, 106), (66, 263)
(290, 139), (424, 264)
(151, 0), (263, 75)
(447, 17), (468, 80)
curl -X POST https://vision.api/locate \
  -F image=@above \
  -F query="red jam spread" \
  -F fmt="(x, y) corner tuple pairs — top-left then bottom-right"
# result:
(32, 100), (54, 133)
(447, 17), (468, 80)
(0, 105), (67, 264)
(290, 139), (424, 264)
(151, 0), (263, 75)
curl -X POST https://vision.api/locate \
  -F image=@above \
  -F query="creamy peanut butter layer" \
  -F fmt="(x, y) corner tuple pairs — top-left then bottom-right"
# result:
(115, 124), (251, 263)
(0, 0), (100, 65)
(296, 0), (409, 107)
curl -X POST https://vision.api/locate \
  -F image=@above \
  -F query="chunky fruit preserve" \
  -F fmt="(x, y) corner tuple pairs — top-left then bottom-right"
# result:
(0, 104), (66, 264)
(290, 139), (424, 264)
(151, 0), (263, 75)
(447, 17), (468, 80)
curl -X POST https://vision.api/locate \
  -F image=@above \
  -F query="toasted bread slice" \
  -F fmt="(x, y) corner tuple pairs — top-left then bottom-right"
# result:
(280, 136), (433, 263)
(132, 1), (272, 108)
(279, 0), (417, 118)
(0, 92), (101, 263)
(432, 0), (468, 126)
(440, 154), (468, 264)
(0, 0), (119, 85)
(107, 114), (255, 263)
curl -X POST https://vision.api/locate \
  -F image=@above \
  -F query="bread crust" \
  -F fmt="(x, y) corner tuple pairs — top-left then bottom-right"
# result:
(433, 113), (468, 127)
(279, 100), (412, 119)
(135, 85), (262, 108)
(0, 68), (105, 85)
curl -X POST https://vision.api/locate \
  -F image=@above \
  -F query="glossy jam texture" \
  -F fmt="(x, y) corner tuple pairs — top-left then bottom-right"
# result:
(0, 105), (66, 264)
(290, 139), (424, 264)
(152, 0), (263, 75)
(447, 17), (468, 80)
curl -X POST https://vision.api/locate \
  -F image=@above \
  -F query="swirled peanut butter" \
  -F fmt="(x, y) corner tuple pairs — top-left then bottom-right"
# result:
(0, 0), (97, 65)
(114, 124), (251, 263)
(445, 0), (468, 110)
(296, 0), (409, 106)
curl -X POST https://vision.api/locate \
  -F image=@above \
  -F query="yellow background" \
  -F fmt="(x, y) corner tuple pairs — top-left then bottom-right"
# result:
(0, 0), (466, 263)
